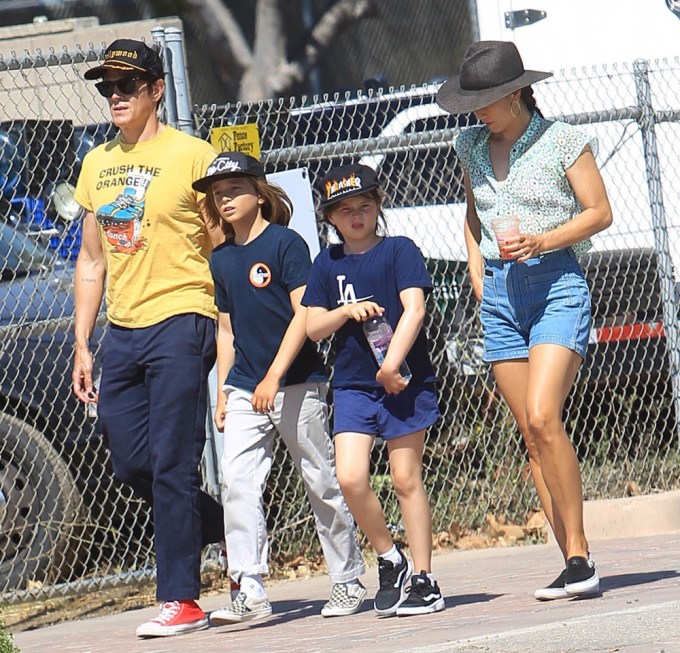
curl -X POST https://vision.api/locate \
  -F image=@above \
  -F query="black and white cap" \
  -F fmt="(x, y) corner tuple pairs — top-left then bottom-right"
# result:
(319, 163), (380, 208)
(192, 151), (265, 192)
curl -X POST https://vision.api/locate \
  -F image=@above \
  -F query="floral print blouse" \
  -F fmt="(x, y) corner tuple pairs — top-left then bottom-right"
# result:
(455, 111), (598, 260)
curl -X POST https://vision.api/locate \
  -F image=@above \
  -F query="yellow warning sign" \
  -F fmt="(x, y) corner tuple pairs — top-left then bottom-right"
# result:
(210, 124), (261, 159)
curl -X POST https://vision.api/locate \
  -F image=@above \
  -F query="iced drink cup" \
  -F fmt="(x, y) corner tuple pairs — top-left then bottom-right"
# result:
(491, 215), (520, 260)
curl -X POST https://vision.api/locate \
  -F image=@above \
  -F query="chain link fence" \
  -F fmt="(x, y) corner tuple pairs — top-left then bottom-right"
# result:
(2, 28), (680, 604)
(196, 57), (680, 546)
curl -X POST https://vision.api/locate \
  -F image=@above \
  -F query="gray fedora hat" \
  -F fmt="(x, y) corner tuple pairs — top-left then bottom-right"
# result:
(437, 40), (552, 114)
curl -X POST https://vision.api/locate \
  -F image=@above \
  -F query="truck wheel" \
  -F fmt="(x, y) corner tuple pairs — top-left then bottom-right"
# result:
(0, 413), (82, 592)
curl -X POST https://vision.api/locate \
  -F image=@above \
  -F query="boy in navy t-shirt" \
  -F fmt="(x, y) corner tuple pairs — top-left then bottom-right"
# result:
(193, 152), (366, 623)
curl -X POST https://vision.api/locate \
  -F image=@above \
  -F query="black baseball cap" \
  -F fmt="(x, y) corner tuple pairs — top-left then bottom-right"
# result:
(192, 152), (266, 193)
(319, 164), (380, 208)
(84, 38), (164, 81)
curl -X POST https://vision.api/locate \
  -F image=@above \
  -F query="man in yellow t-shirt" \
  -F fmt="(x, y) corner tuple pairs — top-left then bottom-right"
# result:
(71, 38), (223, 638)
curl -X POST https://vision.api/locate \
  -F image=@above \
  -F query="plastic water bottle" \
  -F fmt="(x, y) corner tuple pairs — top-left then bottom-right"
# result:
(363, 315), (412, 382)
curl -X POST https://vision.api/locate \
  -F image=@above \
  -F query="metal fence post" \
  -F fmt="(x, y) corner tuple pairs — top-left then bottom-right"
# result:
(164, 26), (195, 136)
(201, 365), (223, 504)
(634, 58), (680, 446)
(151, 25), (178, 129)
(161, 26), (220, 502)
(157, 27), (221, 507)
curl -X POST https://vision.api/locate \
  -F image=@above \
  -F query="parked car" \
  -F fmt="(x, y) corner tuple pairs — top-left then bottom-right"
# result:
(0, 219), (151, 593)
(0, 119), (112, 263)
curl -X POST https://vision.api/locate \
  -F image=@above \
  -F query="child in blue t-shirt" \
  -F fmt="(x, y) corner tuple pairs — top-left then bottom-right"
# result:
(303, 163), (445, 617)
(192, 152), (366, 624)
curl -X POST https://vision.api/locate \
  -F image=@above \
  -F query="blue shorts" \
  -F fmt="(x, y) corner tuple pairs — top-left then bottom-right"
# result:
(480, 248), (591, 362)
(333, 382), (440, 440)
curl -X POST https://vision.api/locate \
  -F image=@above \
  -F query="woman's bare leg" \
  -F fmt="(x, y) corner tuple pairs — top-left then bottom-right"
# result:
(525, 343), (588, 559)
(492, 358), (567, 559)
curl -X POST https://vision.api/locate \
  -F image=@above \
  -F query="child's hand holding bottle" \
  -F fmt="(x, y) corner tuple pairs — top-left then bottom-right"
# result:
(363, 315), (412, 394)
(343, 300), (384, 322)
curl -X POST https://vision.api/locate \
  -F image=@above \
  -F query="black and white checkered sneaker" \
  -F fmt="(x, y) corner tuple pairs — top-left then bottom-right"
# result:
(321, 581), (368, 617)
(210, 591), (272, 624)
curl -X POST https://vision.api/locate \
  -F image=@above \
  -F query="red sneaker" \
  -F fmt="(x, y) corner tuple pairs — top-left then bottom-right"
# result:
(136, 600), (209, 638)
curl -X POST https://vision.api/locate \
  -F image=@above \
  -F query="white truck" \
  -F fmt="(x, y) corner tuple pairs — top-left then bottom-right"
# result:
(476, 0), (680, 70)
(201, 4), (680, 401)
(380, 1), (680, 263)
(474, 0), (680, 268)
(350, 1), (680, 393)
(468, 1), (680, 385)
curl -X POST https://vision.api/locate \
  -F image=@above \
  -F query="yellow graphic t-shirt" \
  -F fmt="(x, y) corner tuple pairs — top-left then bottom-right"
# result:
(74, 126), (218, 327)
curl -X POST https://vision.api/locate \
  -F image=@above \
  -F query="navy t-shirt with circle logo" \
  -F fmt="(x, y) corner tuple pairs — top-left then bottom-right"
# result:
(302, 236), (436, 389)
(209, 223), (326, 392)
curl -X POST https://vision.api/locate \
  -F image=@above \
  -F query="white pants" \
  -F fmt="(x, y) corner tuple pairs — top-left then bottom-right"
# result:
(220, 382), (365, 584)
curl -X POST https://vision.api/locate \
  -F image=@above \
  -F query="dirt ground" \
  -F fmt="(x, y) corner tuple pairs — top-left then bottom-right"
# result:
(4, 579), (159, 632)
(3, 567), (228, 633)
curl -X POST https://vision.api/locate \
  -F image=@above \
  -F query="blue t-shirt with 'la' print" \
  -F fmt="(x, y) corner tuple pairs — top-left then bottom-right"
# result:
(302, 236), (436, 389)
(210, 223), (326, 392)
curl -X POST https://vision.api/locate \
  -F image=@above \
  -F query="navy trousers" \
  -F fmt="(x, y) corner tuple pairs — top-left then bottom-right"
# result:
(98, 313), (223, 601)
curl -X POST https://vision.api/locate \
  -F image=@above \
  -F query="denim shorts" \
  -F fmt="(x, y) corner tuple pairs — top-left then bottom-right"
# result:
(333, 382), (440, 440)
(480, 249), (591, 362)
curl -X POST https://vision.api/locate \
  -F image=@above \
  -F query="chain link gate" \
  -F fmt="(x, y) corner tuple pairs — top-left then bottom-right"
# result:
(2, 22), (680, 605)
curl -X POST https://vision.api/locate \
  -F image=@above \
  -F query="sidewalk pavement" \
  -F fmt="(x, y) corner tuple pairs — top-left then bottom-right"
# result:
(13, 532), (680, 653)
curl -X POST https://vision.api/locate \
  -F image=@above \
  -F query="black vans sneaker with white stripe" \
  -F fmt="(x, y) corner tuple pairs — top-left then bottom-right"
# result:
(374, 547), (412, 616)
(396, 571), (445, 616)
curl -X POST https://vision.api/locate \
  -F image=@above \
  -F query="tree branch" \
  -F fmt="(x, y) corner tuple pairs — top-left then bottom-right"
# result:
(270, 0), (379, 94)
(312, 0), (379, 48)
(187, 0), (253, 73)
(241, 0), (288, 100)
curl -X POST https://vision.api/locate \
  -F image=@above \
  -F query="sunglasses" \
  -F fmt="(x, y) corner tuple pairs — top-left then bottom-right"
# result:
(95, 76), (146, 98)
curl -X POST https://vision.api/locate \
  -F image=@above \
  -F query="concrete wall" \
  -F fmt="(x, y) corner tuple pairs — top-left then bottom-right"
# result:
(0, 16), (182, 125)
(546, 490), (680, 543)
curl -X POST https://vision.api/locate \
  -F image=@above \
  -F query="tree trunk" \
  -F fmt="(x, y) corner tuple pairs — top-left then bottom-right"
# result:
(240, 0), (288, 102)
(240, 0), (378, 101)
(187, 0), (252, 82)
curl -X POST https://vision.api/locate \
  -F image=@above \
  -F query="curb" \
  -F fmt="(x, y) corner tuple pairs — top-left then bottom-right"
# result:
(547, 489), (680, 543)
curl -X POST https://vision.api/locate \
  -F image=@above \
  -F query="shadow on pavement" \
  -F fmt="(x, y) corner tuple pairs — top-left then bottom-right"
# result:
(206, 593), (502, 630)
(599, 569), (680, 592)
(447, 592), (503, 608)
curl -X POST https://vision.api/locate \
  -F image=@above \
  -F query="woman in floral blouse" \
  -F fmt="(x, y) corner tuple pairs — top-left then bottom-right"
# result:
(437, 41), (612, 600)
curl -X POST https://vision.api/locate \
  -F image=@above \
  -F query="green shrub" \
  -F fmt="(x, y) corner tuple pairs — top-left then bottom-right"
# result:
(0, 616), (19, 653)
